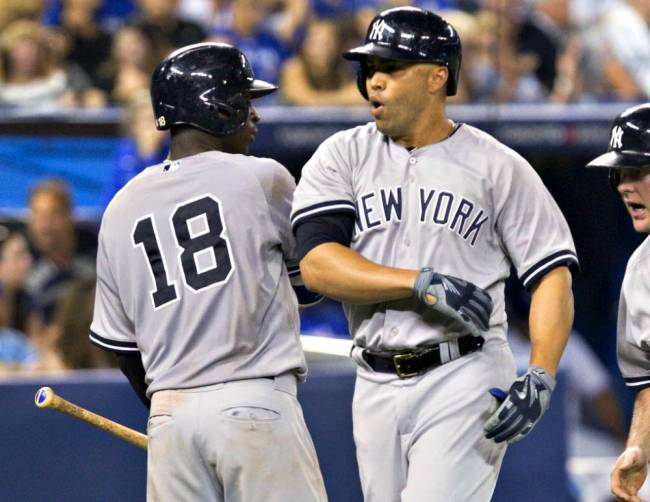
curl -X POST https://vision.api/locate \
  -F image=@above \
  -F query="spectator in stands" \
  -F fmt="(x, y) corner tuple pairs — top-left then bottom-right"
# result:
(0, 328), (39, 374)
(0, 0), (45, 32)
(588, 0), (650, 100)
(515, 0), (588, 103)
(0, 230), (40, 373)
(38, 278), (115, 370)
(280, 18), (363, 106)
(265, 0), (310, 46)
(0, 20), (105, 109)
(516, 0), (567, 94)
(178, 0), (219, 30)
(58, 0), (113, 91)
(95, 24), (161, 104)
(131, 0), (206, 49)
(210, 0), (291, 88)
(0, 230), (39, 336)
(461, 9), (545, 103)
(25, 179), (95, 327)
(103, 89), (169, 203)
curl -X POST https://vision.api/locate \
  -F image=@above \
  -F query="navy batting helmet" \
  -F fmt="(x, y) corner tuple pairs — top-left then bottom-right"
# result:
(150, 42), (277, 136)
(587, 104), (650, 193)
(343, 7), (462, 98)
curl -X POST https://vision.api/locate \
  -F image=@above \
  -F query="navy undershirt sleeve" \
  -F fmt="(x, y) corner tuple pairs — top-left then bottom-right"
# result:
(294, 212), (355, 262)
(117, 352), (150, 409)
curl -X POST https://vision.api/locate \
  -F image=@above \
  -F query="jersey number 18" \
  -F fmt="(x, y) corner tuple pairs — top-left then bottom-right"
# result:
(132, 195), (233, 309)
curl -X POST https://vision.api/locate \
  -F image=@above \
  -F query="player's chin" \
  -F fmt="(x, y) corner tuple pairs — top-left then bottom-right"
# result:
(632, 217), (650, 233)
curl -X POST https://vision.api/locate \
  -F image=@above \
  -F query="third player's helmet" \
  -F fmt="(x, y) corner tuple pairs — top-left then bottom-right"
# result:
(343, 6), (462, 98)
(150, 42), (277, 136)
(587, 104), (650, 193)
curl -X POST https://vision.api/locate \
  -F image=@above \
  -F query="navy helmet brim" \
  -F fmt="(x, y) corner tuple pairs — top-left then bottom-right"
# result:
(343, 44), (427, 62)
(587, 151), (650, 169)
(248, 79), (278, 98)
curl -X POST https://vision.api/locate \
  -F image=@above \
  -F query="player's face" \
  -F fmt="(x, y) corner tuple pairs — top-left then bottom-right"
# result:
(222, 103), (260, 154)
(365, 57), (433, 143)
(617, 166), (650, 233)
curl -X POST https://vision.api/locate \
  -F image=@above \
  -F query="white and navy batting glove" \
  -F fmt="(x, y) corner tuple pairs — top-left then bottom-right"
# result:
(413, 267), (492, 337)
(483, 367), (556, 444)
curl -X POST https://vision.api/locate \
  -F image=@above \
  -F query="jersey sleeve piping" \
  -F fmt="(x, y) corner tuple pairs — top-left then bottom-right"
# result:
(89, 330), (139, 354)
(291, 200), (356, 231)
(287, 266), (300, 277)
(624, 375), (650, 390)
(520, 250), (580, 289)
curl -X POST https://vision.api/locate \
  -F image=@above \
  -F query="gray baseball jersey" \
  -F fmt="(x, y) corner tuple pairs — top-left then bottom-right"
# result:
(90, 151), (307, 396)
(292, 122), (579, 354)
(617, 235), (650, 388)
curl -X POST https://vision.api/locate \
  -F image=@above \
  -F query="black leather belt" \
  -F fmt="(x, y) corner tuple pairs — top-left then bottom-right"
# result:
(361, 335), (485, 378)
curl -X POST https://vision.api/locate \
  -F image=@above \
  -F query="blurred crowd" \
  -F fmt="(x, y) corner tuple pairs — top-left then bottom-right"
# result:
(0, 0), (647, 112)
(0, 179), (114, 373)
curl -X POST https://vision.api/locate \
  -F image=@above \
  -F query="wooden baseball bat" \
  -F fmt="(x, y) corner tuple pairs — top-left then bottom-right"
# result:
(34, 387), (147, 449)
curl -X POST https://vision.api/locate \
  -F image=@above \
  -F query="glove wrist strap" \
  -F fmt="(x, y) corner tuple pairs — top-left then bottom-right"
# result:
(413, 267), (435, 301)
(529, 366), (556, 392)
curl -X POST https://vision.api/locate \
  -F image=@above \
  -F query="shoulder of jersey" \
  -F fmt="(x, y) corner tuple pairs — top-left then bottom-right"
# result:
(315, 122), (382, 150)
(459, 123), (530, 167)
(103, 162), (162, 215)
(243, 154), (293, 182)
(627, 235), (650, 271)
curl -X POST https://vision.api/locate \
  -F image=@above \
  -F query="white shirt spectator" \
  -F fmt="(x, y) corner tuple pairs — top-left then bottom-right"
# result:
(598, 1), (650, 98)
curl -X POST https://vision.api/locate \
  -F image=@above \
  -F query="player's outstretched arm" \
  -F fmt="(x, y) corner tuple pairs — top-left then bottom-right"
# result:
(299, 242), (417, 304)
(484, 266), (573, 443)
(612, 387), (650, 502)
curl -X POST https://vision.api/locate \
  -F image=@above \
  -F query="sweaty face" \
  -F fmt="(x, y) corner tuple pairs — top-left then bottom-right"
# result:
(617, 167), (650, 233)
(364, 57), (432, 144)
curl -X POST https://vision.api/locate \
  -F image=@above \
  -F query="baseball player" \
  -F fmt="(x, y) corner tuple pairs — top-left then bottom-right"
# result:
(586, 103), (650, 502)
(291, 7), (579, 501)
(89, 43), (327, 502)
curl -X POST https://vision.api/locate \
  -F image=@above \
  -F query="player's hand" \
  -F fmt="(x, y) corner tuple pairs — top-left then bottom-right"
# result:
(413, 268), (492, 336)
(483, 367), (555, 444)
(611, 446), (649, 502)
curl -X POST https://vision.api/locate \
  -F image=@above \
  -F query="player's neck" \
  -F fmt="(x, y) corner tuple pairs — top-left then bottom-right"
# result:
(393, 113), (455, 149)
(168, 128), (238, 160)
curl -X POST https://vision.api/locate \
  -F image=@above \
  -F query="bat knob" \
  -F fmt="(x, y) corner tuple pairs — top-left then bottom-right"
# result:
(35, 387), (54, 408)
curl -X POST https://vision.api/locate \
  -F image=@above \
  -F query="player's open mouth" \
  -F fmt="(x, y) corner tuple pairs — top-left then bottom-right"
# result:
(370, 99), (384, 117)
(627, 201), (647, 217)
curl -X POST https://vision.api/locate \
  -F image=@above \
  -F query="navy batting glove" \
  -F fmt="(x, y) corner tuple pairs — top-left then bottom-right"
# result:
(484, 367), (556, 444)
(413, 268), (492, 336)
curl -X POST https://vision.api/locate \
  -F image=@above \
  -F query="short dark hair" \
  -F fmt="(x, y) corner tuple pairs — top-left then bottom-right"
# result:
(28, 179), (72, 213)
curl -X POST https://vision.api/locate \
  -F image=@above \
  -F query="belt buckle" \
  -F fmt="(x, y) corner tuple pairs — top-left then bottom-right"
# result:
(393, 352), (418, 378)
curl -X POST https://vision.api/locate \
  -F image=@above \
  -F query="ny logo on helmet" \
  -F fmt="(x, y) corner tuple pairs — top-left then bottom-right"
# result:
(369, 19), (389, 41)
(610, 125), (624, 150)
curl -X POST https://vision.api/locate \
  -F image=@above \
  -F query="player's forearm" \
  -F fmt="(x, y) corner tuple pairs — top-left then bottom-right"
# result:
(300, 242), (417, 304)
(627, 388), (650, 456)
(527, 266), (574, 377)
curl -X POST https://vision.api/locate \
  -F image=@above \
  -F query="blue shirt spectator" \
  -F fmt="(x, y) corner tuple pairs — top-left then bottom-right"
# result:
(0, 328), (38, 367)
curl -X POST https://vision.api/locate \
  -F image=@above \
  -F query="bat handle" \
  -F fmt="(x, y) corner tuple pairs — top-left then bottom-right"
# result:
(35, 386), (148, 449)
